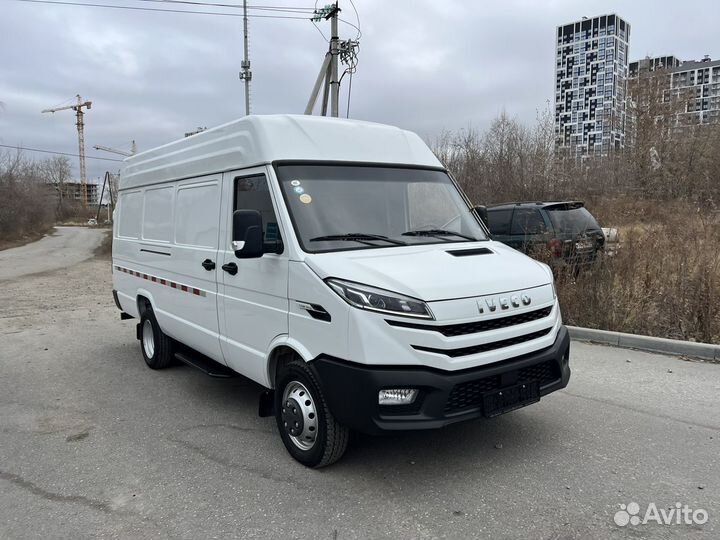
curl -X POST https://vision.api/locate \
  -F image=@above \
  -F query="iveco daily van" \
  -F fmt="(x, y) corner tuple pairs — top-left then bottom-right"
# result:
(112, 115), (570, 467)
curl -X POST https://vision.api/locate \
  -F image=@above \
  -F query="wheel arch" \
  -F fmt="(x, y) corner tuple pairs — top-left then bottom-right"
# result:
(266, 337), (313, 389)
(135, 288), (157, 317)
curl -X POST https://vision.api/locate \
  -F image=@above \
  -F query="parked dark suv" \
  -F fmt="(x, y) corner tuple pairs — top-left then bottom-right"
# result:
(485, 201), (605, 266)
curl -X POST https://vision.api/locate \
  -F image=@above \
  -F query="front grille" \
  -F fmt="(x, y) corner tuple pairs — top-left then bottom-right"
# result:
(387, 306), (552, 337)
(445, 376), (501, 412)
(519, 360), (560, 386)
(444, 359), (561, 413)
(412, 328), (553, 358)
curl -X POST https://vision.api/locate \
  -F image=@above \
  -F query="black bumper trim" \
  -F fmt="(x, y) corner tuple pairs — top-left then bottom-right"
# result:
(311, 326), (570, 434)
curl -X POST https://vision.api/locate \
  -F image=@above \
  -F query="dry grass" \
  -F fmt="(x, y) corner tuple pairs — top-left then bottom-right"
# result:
(556, 199), (720, 343)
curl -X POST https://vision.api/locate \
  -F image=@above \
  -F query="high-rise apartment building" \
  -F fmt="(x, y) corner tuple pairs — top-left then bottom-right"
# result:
(555, 14), (631, 157)
(629, 56), (681, 77)
(669, 57), (720, 125)
(629, 55), (720, 127)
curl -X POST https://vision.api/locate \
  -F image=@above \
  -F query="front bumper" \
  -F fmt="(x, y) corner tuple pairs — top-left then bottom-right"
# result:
(311, 325), (571, 434)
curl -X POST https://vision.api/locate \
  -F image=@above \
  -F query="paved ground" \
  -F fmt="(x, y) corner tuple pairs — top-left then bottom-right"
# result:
(0, 228), (717, 539)
(0, 226), (105, 281)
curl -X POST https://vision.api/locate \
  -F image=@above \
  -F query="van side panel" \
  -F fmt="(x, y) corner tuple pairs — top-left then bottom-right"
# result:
(112, 175), (224, 363)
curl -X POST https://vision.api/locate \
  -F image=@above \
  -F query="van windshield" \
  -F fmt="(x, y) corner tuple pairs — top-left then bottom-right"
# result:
(275, 164), (488, 253)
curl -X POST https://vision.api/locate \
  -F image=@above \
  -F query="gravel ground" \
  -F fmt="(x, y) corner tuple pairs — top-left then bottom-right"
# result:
(0, 228), (717, 539)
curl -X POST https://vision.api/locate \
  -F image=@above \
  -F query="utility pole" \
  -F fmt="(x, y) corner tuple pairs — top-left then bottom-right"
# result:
(42, 94), (92, 207)
(239, 0), (252, 115)
(305, 3), (341, 117)
(329, 2), (340, 117)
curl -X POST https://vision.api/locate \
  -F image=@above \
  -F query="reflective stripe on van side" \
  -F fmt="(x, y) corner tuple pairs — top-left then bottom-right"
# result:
(114, 265), (206, 297)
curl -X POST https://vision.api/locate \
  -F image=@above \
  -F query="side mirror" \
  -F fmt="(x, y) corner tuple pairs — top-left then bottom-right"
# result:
(472, 205), (489, 228)
(232, 210), (264, 259)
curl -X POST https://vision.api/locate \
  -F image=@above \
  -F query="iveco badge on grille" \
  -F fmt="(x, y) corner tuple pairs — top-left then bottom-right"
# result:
(478, 292), (531, 313)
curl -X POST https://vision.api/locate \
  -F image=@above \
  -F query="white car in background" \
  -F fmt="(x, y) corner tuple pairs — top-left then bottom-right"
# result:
(602, 227), (619, 256)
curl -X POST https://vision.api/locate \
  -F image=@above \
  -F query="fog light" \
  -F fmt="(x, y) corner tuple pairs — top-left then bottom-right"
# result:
(378, 388), (418, 405)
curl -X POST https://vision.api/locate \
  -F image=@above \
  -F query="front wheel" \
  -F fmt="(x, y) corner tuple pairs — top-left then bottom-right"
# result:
(274, 360), (349, 468)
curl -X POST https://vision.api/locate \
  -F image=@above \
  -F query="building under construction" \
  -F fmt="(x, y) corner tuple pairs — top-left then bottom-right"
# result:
(46, 181), (98, 207)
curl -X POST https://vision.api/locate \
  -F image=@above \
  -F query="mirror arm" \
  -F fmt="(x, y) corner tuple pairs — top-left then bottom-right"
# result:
(263, 238), (284, 255)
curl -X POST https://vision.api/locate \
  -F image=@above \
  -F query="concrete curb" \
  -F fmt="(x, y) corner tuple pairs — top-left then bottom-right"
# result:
(567, 326), (720, 361)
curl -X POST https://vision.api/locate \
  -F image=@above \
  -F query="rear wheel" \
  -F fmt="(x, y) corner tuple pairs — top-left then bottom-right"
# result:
(139, 309), (174, 369)
(275, 360), (349, 468)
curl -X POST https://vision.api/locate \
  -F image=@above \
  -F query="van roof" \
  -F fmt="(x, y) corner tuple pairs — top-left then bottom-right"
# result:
(119, 114), (442, 190)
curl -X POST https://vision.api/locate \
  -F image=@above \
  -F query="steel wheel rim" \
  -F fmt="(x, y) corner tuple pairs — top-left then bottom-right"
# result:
(142, 319), (155, 358)
(281, 381), (318, 451)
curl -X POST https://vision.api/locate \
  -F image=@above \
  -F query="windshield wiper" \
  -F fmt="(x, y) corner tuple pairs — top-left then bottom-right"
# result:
(309, 233), (407, 246)
(402, 229), (477, 242)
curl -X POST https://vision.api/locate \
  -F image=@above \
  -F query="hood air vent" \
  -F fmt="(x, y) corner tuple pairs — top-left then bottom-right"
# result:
(446, 247), (493, 257)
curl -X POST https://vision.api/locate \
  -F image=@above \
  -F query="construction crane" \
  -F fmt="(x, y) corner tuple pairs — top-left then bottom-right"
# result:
(42, 94), (92, 207)
(93, 141), (136, 157)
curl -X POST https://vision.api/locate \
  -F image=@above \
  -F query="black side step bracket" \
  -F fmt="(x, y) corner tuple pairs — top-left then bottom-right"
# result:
(174, 350), (237, 379)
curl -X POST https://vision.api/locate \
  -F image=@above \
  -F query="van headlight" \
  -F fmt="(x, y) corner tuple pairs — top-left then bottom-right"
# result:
(325, 278), (434, 320)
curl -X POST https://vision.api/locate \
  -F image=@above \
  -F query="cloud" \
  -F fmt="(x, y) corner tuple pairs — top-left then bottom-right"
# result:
(1, 0), (718, 181)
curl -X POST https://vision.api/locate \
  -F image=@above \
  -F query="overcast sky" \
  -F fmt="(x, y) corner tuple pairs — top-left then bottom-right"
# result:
(1, 0), (718, 181)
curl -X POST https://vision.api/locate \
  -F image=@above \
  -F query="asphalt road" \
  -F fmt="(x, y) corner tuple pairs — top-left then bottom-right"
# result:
(0, 226), (104, 281)
(0, 228), (717, 539)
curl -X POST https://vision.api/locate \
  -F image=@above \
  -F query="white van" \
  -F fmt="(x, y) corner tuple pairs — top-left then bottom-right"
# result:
(112, 115), (570, 467)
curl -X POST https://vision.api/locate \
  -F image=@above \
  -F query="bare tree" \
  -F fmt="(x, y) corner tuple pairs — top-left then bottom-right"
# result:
(0, 149), (55, 240)
(40, 155), (72, 215)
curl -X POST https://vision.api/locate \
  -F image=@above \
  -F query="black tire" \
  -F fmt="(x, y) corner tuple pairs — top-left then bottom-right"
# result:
(275, 359), (349, 468)
(139, 309), (174, 370)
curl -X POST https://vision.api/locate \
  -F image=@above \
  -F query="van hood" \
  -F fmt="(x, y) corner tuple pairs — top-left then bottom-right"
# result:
(304, 241), (552, 302)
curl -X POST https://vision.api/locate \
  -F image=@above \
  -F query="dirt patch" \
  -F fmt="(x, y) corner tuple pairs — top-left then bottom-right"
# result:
(0, 228), (53, 251)
(93, 230), (113, 259)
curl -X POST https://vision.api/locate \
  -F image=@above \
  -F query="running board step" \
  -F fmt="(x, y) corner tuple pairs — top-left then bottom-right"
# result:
(174, 351), (237, 378)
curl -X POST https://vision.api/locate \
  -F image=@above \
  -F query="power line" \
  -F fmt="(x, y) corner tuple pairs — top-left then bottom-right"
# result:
(347, 0), (361, 39)
(311, 19), (329, 42)
(0, 144), (124, 162)
(338, 17), (360, 36)
(14, 0), (313, 19)
(138, 0), (315, 13)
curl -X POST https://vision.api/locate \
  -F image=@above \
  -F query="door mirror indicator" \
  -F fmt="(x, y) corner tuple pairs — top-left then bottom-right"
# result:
(232, 210), (264, 259)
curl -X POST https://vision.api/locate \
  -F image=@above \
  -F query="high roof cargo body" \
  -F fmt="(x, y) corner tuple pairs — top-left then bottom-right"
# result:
(119, 114), (442, 190)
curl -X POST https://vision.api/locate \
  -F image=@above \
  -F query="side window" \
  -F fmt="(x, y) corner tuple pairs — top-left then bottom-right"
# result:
(118, 190), (142, 239)
(142, 186), (173, 242)
(234, 175), (280, 242)
(175, 182), (220, 248)
(487, 208), (512, 235)
(511, 208), (547, 235)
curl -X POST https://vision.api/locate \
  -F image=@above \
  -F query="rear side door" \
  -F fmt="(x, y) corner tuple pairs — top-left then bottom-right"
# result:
(487, 208), (513, 245)
(217, 168), (289, 386)
(509, 208), (549, 254)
